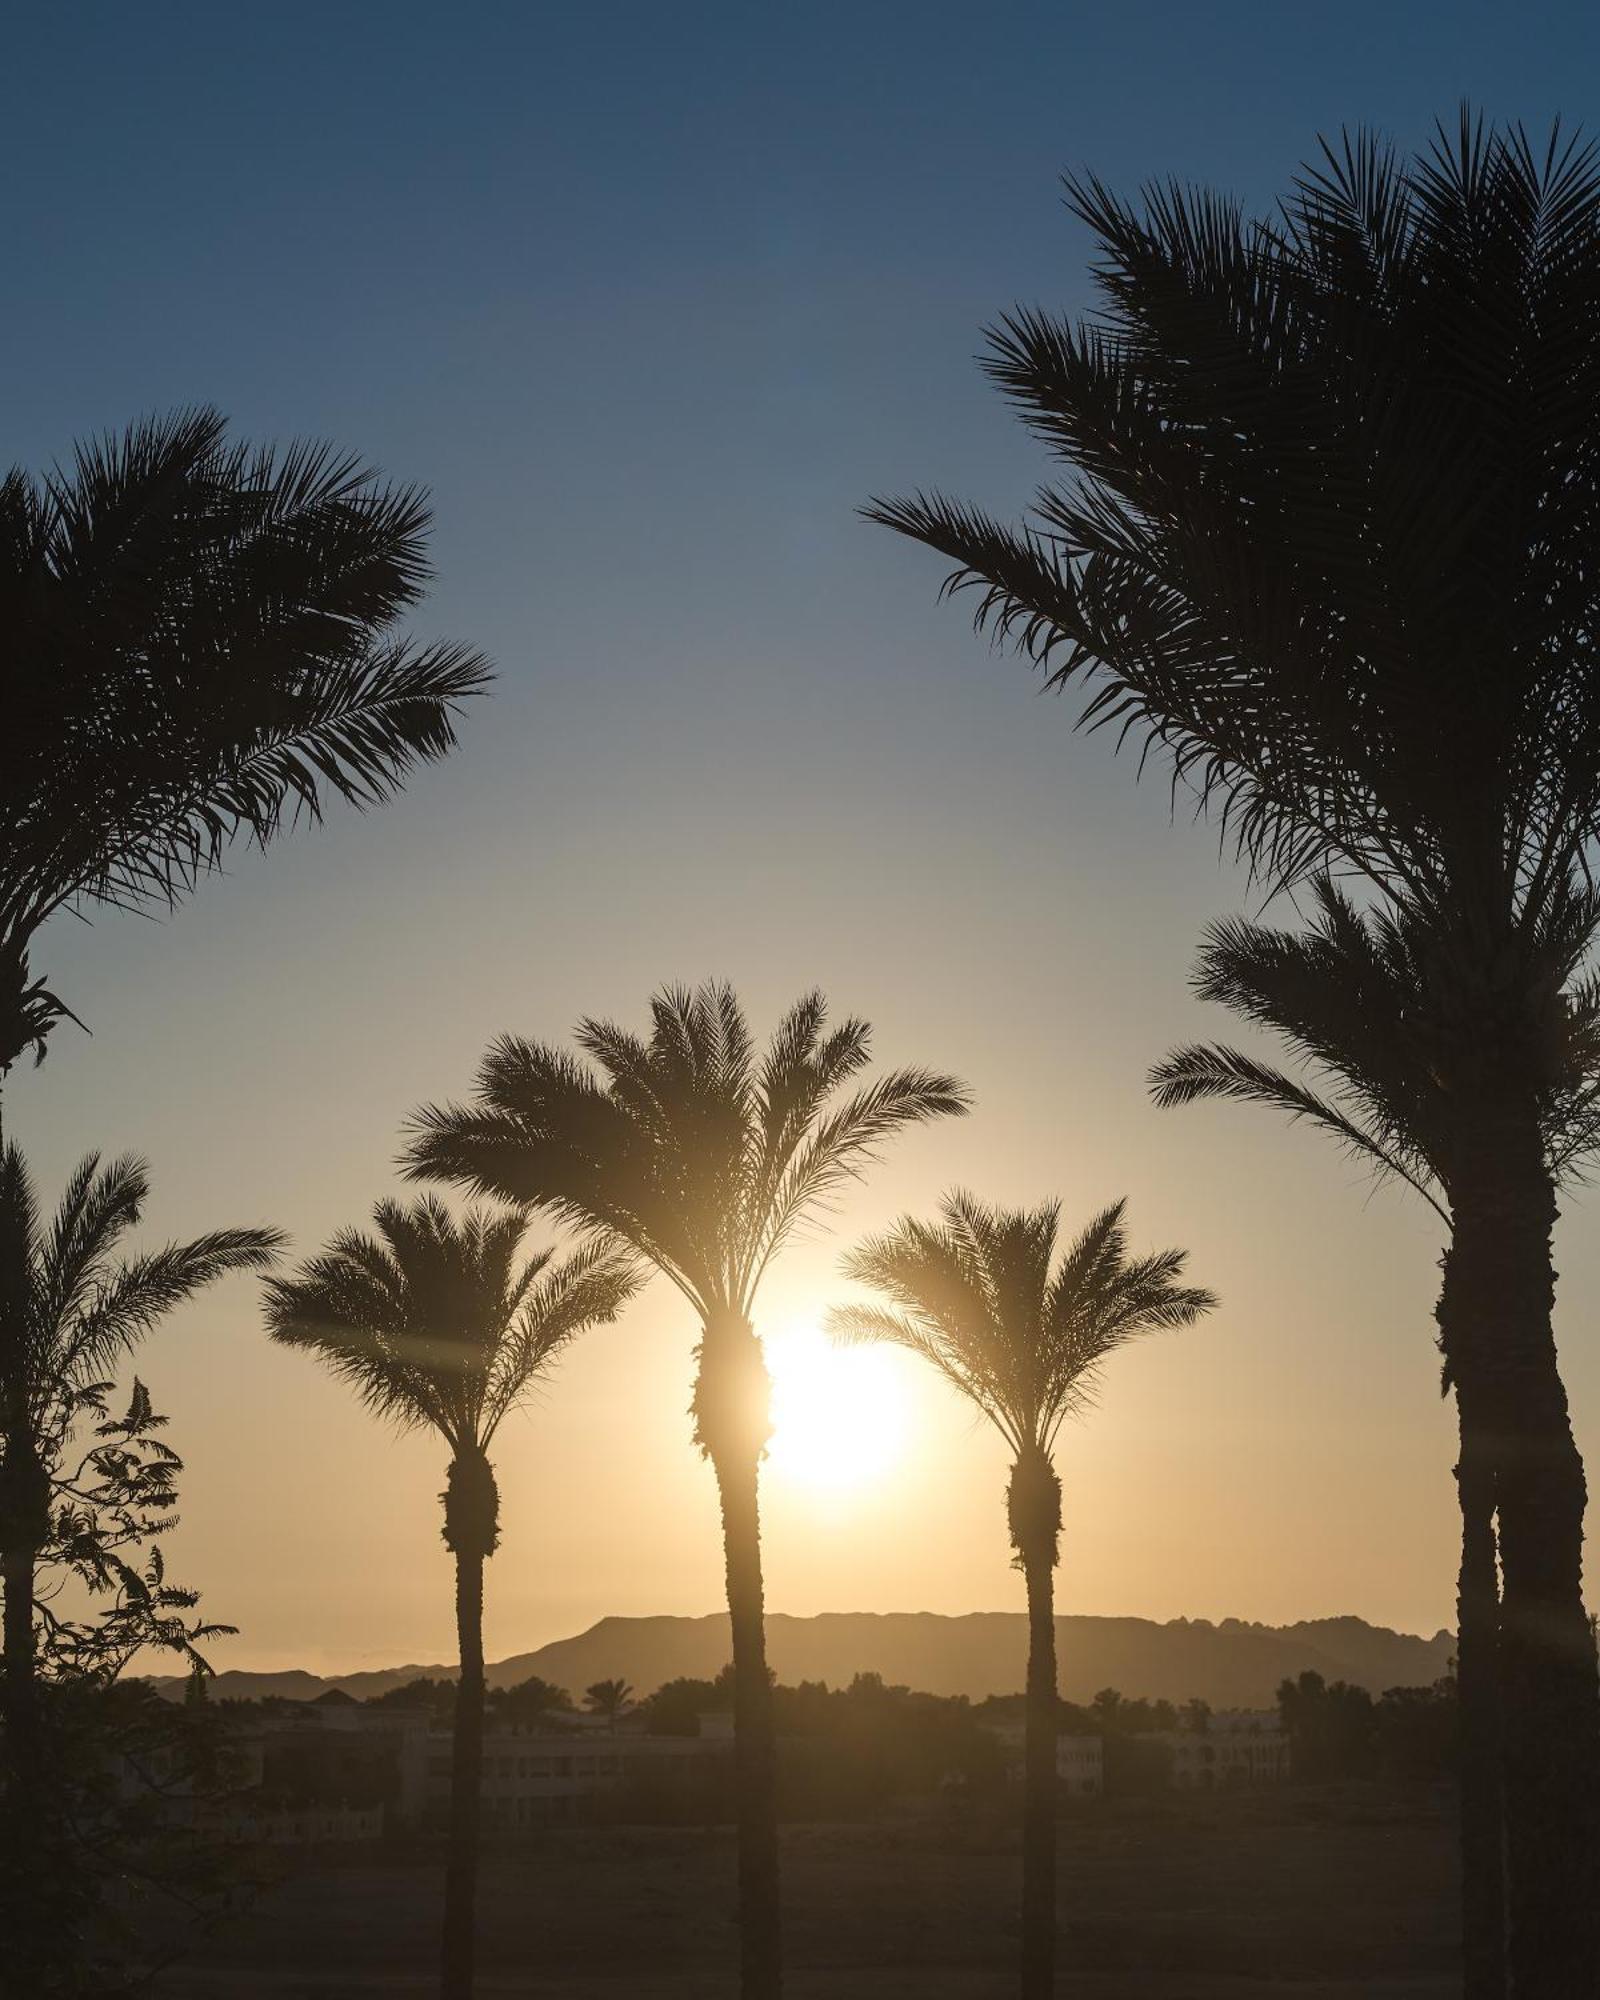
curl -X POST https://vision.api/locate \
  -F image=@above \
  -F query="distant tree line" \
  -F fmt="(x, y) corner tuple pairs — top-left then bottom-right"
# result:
(1277, 1670), (1458, 1785)
(212, 1662), (1463, 1829)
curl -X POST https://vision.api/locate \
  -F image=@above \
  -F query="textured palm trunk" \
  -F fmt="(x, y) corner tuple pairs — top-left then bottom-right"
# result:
(1008, 1446), (1062, 2000)
(0, 1096), (51, 1986)
(440, 1450), (497, 2000)
(1442, 1113), (1600, 1999)
(0, 1428), (47, 1827)
(1494, 1348), (1599, 1997)
(1, 1535), (38, 1789)
(695, 1315), (782, 2000)
(1, 1425), (53, 1990)
(1450, 1379), (1506, 2000)
(2, 1538), (40, 1858)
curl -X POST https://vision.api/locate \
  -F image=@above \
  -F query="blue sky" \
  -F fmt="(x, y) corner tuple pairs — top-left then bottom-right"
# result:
(6, 3), (1599, 1668)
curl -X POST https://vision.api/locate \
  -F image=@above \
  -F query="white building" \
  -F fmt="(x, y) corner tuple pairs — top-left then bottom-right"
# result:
(978, 1719), (1105, 1796)
(1055, 1733), (1103, 1796)
(396, 1717), (734, 1830)
(1158, 1711), (1289, 1789)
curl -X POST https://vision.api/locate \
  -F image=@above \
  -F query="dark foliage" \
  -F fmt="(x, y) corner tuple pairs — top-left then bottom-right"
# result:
(489, 1675), (576, 1724)
(1278, 1668), (1457, 1784)
(365, 1676), (460, 1718)
(0, 409), (489, 1073)
(4, 1378), (257, 1996)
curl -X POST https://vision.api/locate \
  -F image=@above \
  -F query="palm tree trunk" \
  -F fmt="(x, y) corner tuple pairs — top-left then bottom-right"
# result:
(441, 1544), (485, 2000)
(0, 1427), (47, 1841)
(2, 1537), (40, 1821)
(440, 1451), (497, 2000)
(694, 1313), (782, 2000)
(1008, 1446), (1062, 2000)
(0, 1050), (49, 1983)
(1019, 1544), (1058, 1998)
(712, 1446), (782, 2000)
(0, 1101), (61, 1989)
(1, 1484), (52, 1991)
(1493, 1343), (1599, 1997)
(1443, 1118), (1600, 1999)
(1451, 1377), (1506, 2000)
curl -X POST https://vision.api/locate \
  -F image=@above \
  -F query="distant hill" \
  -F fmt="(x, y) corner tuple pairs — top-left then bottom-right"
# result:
(153, 1611), (1453, 1709)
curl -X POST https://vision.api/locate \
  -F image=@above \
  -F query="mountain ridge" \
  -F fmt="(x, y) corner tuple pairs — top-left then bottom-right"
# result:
(152, 1610), (1454, 1709)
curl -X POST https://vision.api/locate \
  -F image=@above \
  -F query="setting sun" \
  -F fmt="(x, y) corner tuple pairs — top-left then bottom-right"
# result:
(763, 1319), (909, 1492)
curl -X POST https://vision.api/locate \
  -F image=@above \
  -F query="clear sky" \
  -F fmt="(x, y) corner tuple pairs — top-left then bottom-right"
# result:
(7, 1), (1600, 1674)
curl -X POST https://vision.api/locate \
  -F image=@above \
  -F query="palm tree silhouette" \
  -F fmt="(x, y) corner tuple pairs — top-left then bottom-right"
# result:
(830, 1194), (1213, 2000)
(0, 408), (489, 1093)
(263, 1197), (639, 2000)
(584, 1677), (635, 1730)
(1151, 877), (1600, 1994)
(404, 981), (968, 1999)
(0, 1146), (279, 1961)
(866, 116), (1600, 1990)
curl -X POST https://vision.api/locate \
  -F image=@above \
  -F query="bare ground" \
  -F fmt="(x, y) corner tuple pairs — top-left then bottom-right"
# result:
(152, 1784), (1459, 1998)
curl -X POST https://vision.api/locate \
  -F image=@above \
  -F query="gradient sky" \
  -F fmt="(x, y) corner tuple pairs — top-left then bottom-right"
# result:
(7, 1), (1600, 1674)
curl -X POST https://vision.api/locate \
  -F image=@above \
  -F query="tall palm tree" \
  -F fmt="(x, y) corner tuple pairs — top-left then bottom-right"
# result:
(403, 982), (968, 1999)
(829, 1194), (1213, 2000)
(262, 1197), (640, 2000)
(0, 1145), (279, 1972)
(866, 116), (1600, 1992)
(0, 407), (489, 1090)
(1150, 878), (1600, 1998)
(585, 1677), (635, 1729)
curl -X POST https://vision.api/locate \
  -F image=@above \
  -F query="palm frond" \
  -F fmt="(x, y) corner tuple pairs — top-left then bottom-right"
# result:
(0, 1144), (281, 1454)
(870, 116), (1600, 933)
(265, 1199), (635, 1456)
(409, 985), (969, 1326)
(1150, 1042), (1446, 1222)
(752, 1065), (971, 1289)
(0, 409), (490, 1067)
(833, 1190), (1211, 1455)
(59, 1228), (283, 1389)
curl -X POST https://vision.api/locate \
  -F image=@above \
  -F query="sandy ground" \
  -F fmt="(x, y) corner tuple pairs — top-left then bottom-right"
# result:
(151, 1785), (1459, 1998)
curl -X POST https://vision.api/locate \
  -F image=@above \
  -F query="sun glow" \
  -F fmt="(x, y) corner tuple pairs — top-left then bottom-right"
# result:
(763, 1319), (908, 1493)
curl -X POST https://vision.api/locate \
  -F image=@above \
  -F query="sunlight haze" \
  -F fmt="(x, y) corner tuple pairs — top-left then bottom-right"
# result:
(7, 0), (1596, 1679)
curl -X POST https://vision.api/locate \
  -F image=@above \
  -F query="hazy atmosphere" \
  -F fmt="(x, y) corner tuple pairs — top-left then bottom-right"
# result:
(8, 0), (1595, 1684)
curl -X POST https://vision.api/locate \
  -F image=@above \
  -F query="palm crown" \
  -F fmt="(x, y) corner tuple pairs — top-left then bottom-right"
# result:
(0, 408), (490, 1070)
(0, 1145), (280, 1570)
(830, 1194), (1214, 1458)
(0, 1146), (281, 1448)
(585, 1677), (634, 1718)
(262, 1197), (642, 1459)
(403, 983), (969, 1326)
(868, 116), (1600, 939)
(1149, 877), (1600, 1225)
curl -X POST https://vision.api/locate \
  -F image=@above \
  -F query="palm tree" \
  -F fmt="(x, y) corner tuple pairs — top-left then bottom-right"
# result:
(585, 1677), (635, 1729)
(866, 116), (1600, 1992)
(1150, 878), (1600, 1997)
(0, 1146), (279, 1962)
(829, 1194), (1213, 1999)
(262, 1197), (640, 2000)
(0, 408), (489, 1092)
(403, 982), (968, 1999)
